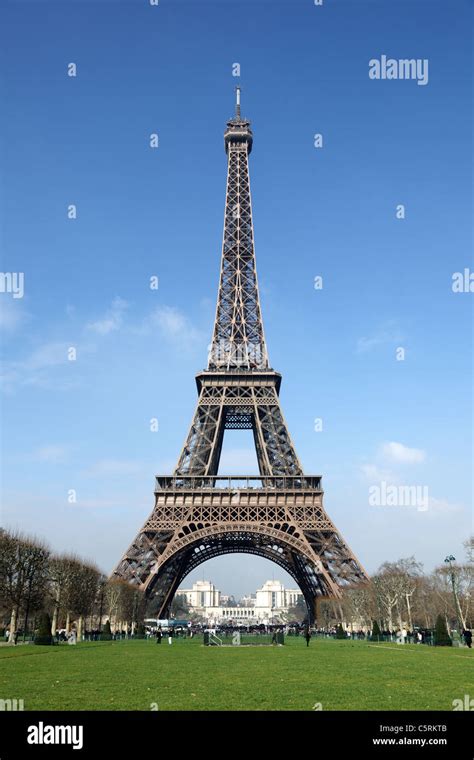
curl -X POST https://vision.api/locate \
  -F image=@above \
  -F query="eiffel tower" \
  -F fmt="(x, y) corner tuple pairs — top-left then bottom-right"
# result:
(113, 88), (368, 621)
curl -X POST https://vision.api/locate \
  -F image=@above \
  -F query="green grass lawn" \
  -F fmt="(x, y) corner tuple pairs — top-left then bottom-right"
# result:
(1, 637), (472, 711)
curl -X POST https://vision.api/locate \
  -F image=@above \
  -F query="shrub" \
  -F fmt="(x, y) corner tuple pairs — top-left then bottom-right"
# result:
(100, 620), (112, 641)
(34, 612), (53, 645)
(335, 624), (346, 639)
(371, 620), (381, 641)
(134, 623), (146, 638)
(434, 615), (452, 646)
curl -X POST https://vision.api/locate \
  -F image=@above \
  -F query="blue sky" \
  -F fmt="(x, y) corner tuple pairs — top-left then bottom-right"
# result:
(1, 0), (472, 597)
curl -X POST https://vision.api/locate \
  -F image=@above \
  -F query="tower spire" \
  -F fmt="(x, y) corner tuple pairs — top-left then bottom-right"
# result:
(210, 89), (262, 370)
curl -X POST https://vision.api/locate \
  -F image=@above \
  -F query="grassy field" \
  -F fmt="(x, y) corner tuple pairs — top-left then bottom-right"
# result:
(1, 637), (472, 711)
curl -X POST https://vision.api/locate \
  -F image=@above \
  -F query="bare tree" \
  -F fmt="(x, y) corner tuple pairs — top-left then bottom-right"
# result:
(316, 598), (341, 629)
(170, 593), (190, 619)
(392, 557), (423, 631)
(67, 560), (101, 640)
(105, 579), (122, 631)
(287, 596), (308, 623)
(372, 563), (406, 631)
(0, 529), (17, 621)
(464, 536), (473, 564)
(114, 580), (141, 633)
(95, 575), (108, 633)
(0, 530), (50, 642)
(461, 537), (473, 627)
(48, 554), (82, 636)
(342, 586), (376, 630)
(410, 575), (439, 628)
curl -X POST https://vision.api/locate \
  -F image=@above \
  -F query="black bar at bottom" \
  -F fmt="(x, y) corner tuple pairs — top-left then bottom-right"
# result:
(0, 711), (471, 757)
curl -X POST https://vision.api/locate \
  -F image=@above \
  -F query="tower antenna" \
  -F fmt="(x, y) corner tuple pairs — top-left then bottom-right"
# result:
(235, 84), (241, 119)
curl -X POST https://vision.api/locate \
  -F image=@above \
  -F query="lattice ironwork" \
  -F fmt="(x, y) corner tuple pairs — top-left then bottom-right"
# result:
(113, 89), (369, 621)
(175, 372), (302, 477)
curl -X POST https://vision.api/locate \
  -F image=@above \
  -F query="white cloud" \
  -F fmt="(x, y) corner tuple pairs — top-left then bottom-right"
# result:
(360, 440), (426, 484)
(0, 299), (29, 332)
(31, 445), (68, 464)
(381, 441), (426, 464)
(359, 463), (399, 484)
(356, 320), (404, 354)
(25, 342), (72, 370)
(1, 300), (205, 394)
(0, 341), (80, 393)
(87, 297), (128, 335)
(145, 305), (204, 348)
(1, 297), (129, 392)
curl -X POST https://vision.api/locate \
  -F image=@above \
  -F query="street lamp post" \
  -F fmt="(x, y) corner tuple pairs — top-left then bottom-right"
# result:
(444, 555), (463, 634)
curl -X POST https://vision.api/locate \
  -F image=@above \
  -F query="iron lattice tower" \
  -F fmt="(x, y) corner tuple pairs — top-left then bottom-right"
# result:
(113, 88), (368, 620)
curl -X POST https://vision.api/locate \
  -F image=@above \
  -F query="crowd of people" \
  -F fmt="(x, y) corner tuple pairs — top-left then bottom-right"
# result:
(86, 622), (474, 647)
(3, 621), (472, 648)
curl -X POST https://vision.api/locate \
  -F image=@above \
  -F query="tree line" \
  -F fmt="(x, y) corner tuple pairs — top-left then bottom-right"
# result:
(314, 540), (473, 634)
(0, 529), (145, 641)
